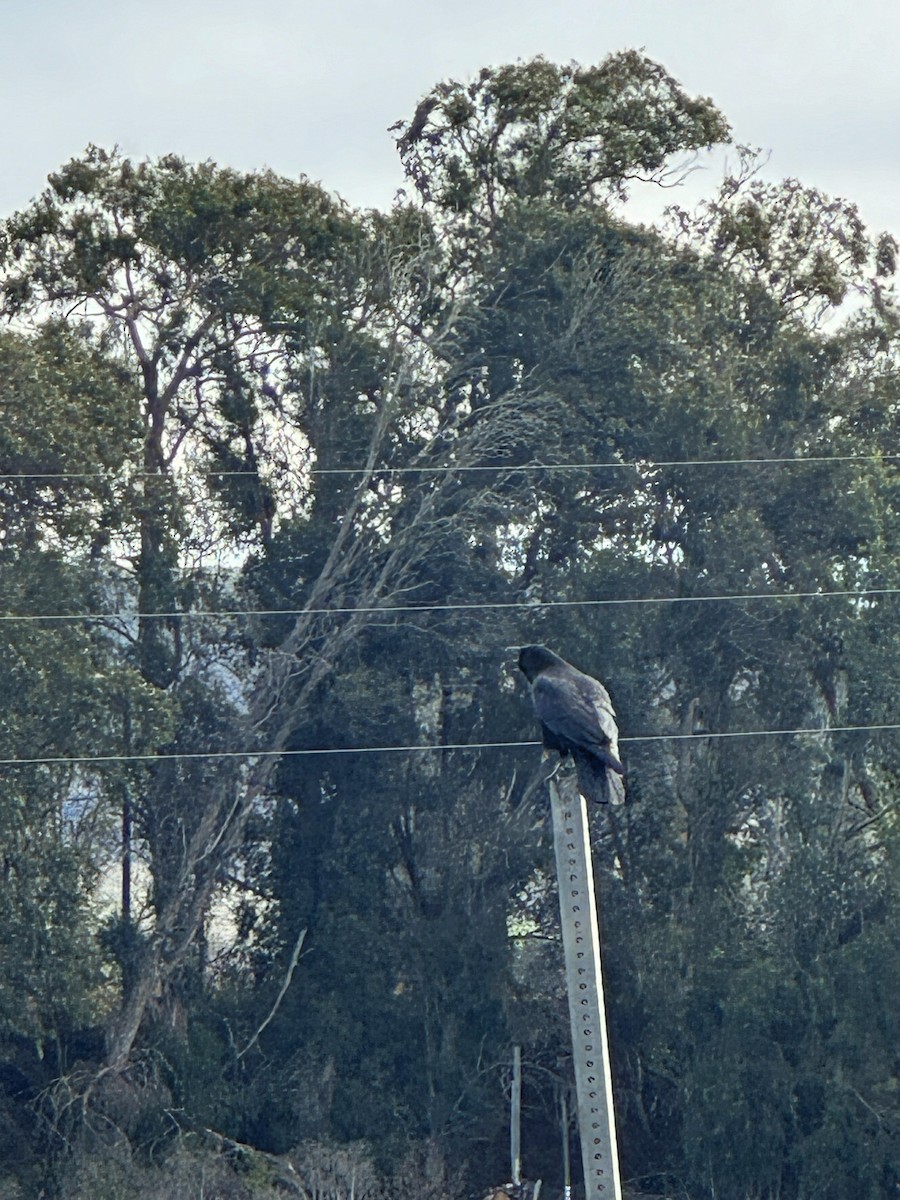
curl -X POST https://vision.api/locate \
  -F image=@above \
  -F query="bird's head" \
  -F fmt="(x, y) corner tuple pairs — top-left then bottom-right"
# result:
(515, 644), (565, 682)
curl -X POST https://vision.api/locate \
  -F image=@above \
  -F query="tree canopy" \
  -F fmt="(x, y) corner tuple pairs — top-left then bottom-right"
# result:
(0, 50), (899, 1200)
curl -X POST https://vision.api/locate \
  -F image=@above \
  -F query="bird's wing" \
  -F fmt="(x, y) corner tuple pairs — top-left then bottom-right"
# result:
(584, 676), (622, 764)
(533, 668), (619, 755)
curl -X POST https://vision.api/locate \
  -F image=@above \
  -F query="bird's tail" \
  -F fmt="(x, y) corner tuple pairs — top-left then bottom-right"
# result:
(573, 750), (626, 805)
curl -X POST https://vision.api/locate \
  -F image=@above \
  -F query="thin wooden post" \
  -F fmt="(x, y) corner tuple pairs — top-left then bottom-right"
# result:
(561, 1091), (572, 1200)
(511, 1044), (522, 1186)
(549, 774), (622, 1200)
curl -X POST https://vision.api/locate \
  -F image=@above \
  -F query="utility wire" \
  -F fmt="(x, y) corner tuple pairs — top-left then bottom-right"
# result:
(0, 452), (897, 482)
(2, 585), (897, 624)
(0, 722), (897, 768)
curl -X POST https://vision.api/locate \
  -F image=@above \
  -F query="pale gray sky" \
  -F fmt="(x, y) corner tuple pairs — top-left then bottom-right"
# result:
(1, 0), (897, 235)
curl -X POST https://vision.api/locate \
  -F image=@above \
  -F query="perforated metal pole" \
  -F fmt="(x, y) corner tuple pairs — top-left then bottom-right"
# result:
(549, 775), (622, 1200)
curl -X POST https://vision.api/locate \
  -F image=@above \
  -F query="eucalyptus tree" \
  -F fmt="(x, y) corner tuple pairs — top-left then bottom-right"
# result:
(395, 53), (729, 239)
(198, 51), (737, 1169)
(388, 52), (900, 1199)
(0, 325), (167, 1069)
(0, 147), (565, 1075)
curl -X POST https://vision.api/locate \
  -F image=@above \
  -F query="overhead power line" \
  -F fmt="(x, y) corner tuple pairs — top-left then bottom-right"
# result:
(0, 452), (897, 483)
(1, 722), (897, 768)
(1, 585), (896, 624)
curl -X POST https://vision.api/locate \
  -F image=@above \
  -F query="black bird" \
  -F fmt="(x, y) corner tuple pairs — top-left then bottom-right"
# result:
(517, 645), (625, 805)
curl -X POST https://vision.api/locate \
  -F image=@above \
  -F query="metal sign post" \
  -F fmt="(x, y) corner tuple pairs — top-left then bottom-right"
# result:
(549, 775), (622, 1200)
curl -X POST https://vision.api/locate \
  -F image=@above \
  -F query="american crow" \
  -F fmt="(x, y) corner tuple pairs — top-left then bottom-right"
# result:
(517, 645), (625, 805)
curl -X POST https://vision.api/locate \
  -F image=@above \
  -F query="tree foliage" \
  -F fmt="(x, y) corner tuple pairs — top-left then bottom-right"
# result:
(394, 54), (729, 224)
(0, 50), (899, 1200)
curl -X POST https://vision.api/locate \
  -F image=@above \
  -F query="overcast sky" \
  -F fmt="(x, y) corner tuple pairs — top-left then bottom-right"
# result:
(1, 0), (897, 237)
